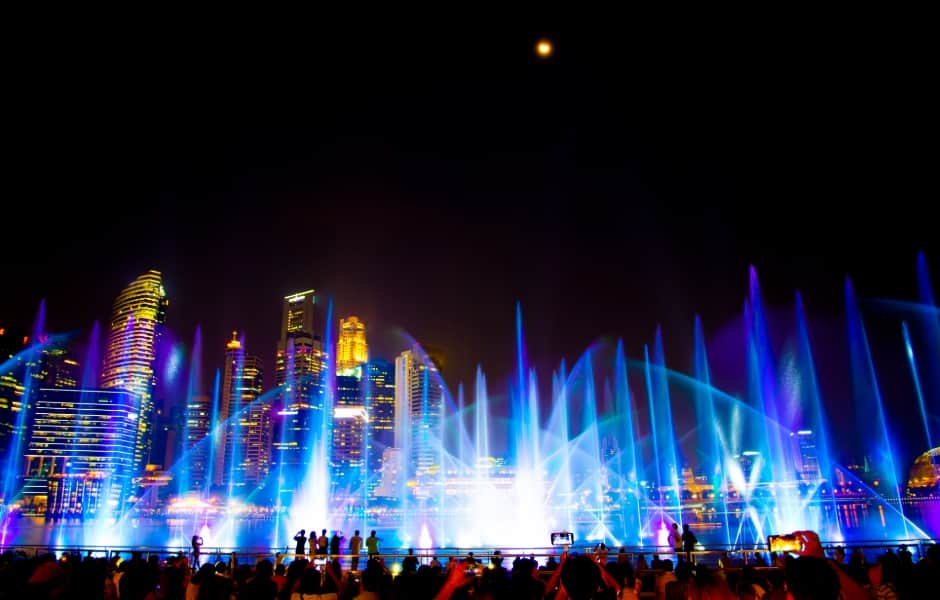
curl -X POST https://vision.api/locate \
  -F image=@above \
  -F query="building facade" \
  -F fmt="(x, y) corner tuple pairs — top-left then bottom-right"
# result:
(23, 388), (138, 515)
(365, 359), (395, 479)
(394, 348), (444, 482)
(332, 369), (365, 489)
(336, 316), (368, 371)
(273, 290), (328, 491)
(99, 270), (168, 475)
(221, 333), (268, 490)
(183, 394), (211, 491)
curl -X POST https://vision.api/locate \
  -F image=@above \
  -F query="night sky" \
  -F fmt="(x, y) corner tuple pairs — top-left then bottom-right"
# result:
(3, 19), (936, 458)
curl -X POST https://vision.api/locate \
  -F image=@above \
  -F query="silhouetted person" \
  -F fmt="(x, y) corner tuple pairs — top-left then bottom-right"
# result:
(191, 534), (203, 567)
(239, 559), (277, 600)
(317, 529), (328, 556)
(329, 531), (341, 559)
(349, 530), (363, 571)
(402, 548), (418, 574)
(366, 530), (380, 558)
(293, 529), (307, 558)
(681, 523), (697, 563)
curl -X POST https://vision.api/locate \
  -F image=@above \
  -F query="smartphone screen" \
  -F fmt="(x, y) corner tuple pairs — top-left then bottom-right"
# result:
(767, 535), (803, 553)
(551, 532), (574, 546)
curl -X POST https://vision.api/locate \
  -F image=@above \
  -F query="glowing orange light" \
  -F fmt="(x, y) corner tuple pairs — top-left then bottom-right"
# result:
(536, 39), (553, 58)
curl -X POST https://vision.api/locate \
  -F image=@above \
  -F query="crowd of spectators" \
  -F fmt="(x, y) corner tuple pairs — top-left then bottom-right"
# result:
(1, 531), (937, 599)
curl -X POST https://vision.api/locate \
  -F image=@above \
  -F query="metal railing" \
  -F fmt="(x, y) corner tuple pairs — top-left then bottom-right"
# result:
(2, 537), (935, 567)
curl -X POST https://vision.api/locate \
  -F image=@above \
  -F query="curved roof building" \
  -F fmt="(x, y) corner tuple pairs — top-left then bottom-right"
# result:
(907, 447), (940, 496)
(100, 269), (168, 473)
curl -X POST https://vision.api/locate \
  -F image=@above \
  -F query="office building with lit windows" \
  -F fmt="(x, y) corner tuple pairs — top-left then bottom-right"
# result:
(337, 316), (368, 370)
(100, 270), (168, 475)
(1, 330), (80, 472)
(365, 359), (395, 478)
(221, 333), (268, 490)
(796, 429), (822, 482)
(395, 348), (444, 480)
(272, 289), (328, 491)
(333, 368), (366, 488)
(183, 394), (211, 491)
(331, 367), (368, 489)
(23, 388), (138, 515)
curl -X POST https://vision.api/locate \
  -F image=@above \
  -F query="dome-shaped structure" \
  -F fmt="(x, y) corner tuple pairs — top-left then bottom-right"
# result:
(907, 447), (940, 496)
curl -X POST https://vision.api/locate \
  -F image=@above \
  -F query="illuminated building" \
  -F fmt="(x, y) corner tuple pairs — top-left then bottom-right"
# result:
(23, 388), (138, 515)
(100, 269), (168, 474)
(395, 348), (444, 479)
(38, 346), (80, 390)
(0, 369), (25, 459)
(906, 447), (939, 497)
(365, 360), (395, 478)
(332, 368), (366, 488)
(0, 326), (26, 459)
(337, 316), (368, 370)
(374, 447), (403, 498)
(183, 394), (211, 491)
(47, 472), (106, 517)
(795, 429), (821, 482)
(273, 289), (327, 488)
(220, 332), (268, 489)
(1, 330), (78, 464)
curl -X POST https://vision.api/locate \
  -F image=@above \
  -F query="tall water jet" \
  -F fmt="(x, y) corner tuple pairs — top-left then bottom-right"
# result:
(178, 327), (202, 498)
(902, 321), (933, 453)
(845, 276), (908, 537)
(555, 360), (574, 531)
(205, 369), (222, 499)
(643, 344), (664, 525)
(456, 383), (466, 470)
(613, 340), (642, 545)
(473, 366), (489, 468)
(915, 251), (939, 438)
(795, 292), (841, 540)
(653, 328), (682, 522)
(746, 268), (795, 492)
(578, 351), (608, 541)
(693, 317), (731, 546)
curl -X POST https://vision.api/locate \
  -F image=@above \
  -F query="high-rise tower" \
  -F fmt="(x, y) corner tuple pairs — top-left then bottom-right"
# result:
(332, 367), (366, 489)
(100, 270), (168, 474)
(336, 316), (368, 371)
(394, 348), (444, 481)
(220, 332), (267, 490)
(365, 360), (395, 472)
(272, 289), (328, 489)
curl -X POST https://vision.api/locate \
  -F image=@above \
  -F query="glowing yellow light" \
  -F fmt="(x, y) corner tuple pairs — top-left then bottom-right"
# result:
(536, 39), (553, 58)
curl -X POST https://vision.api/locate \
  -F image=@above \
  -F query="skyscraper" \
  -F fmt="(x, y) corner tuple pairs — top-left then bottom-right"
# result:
(333, 368), (366, 489)
(183, 394), (211, 491)
(272, 289), (328, 488)
(0, 327), (26, 459)
(100, 270), (168, 474)
(796, 429), (822, 482)
(394, 348), (444, 481)
(220, 332), (268, 490)
(23, 388), (138, 515)
(365, 359), (395, 478)
(38, 346), (80, 390)
(336, 316), (368, 371)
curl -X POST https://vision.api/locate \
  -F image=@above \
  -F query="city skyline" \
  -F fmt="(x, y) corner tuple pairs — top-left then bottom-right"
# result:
(1, 18), (937, 551)
(3, 256), (938, 471)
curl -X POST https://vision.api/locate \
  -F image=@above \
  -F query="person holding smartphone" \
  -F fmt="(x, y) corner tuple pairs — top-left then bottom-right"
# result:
(191, 534), (203, 567)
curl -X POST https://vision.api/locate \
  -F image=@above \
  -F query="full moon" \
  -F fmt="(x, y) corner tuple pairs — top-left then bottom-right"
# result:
(536, 39), (553, 58)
